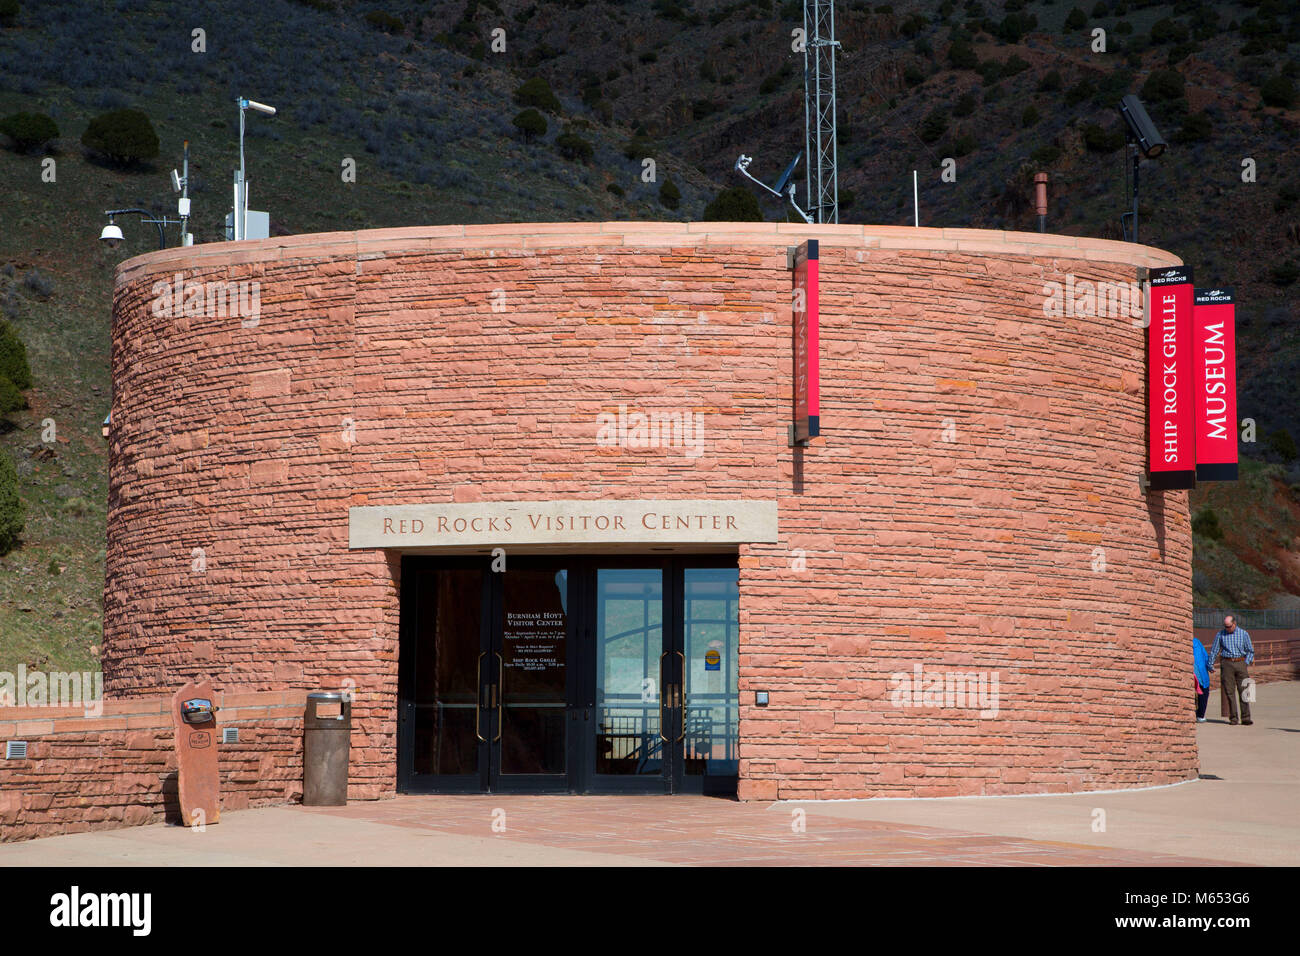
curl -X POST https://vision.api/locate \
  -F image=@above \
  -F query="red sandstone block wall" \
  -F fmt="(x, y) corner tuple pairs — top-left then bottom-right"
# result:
(0, 691), (305, 842)
(104, 223), (1194, 801)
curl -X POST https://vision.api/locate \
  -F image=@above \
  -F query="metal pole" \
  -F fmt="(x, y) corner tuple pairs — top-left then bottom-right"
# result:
(913, 170), (918, 227)
(1131, 147), (1140, 244)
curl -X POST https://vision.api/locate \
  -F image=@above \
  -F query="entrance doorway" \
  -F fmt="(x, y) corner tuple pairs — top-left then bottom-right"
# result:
(397, 555), (739, 795)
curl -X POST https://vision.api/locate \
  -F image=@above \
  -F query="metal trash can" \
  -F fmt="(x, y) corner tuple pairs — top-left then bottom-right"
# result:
(303, 692), (350, 806)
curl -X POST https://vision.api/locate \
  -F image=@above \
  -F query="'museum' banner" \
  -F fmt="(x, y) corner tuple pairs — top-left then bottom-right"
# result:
(1193, 287), (1238, 482)
(792, 239), (820, 443)
(1147, 265), (1195, 490)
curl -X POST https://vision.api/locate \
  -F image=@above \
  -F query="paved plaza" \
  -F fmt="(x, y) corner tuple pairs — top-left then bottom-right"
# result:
(3, 682), (1295, 866)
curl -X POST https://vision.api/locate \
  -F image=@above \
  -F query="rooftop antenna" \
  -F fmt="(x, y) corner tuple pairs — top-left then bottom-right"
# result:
(735, 153), (814, 223)
(233, 97), (276, 241)
(804, 0), (840, 224)
(171, 140), (193, 246)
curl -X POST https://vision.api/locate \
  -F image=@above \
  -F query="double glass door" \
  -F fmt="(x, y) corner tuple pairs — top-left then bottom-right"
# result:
(398, 555), (739, 795)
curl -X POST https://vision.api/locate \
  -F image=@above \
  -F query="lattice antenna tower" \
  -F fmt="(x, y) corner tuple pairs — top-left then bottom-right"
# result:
(803, 0), (840, 224)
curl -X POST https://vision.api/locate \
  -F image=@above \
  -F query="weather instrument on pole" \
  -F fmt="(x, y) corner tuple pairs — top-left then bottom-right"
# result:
(735, 153), (813, 224)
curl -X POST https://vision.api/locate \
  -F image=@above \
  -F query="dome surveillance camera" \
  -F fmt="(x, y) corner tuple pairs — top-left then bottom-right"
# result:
(99, 222), (124, 248)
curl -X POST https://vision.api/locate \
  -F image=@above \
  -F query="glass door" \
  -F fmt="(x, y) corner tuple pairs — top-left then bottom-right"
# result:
(586, 566), (669, 792)
(490, 565), (572, 792)
(400, 555), (738, 796)
(677, 565), (740, 795)
(399, 561), (491, 792)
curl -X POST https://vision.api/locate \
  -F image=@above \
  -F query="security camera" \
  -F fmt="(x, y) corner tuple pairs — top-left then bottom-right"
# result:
(171, 168), (182, 192)
(1119, 94), (1167, 158)
(99, 222), (124, 248)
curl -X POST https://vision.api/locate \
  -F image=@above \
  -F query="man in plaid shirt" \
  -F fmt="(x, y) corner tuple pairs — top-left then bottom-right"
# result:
(1209, 615), (1255, 726)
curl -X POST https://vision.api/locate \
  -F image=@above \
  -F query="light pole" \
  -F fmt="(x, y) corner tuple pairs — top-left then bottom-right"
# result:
(99, 208), (180, 250)
(234, 97), (276, 240)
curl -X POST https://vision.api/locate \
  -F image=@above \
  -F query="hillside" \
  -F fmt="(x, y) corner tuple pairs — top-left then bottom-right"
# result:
(1, 0), (1297, 672)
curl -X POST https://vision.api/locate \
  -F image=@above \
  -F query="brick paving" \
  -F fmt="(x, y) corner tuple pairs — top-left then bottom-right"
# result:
(303, 795), (1227, 866)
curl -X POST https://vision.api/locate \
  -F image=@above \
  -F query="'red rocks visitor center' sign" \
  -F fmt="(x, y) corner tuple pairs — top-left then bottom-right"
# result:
(348, 499), (779, 551)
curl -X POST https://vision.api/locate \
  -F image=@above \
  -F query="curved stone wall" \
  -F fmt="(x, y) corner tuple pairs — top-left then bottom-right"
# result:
(105, 222), (1195, 799)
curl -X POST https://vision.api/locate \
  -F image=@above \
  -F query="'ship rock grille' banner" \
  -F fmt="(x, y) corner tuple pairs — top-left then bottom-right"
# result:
(1147, 265), (1195, 490)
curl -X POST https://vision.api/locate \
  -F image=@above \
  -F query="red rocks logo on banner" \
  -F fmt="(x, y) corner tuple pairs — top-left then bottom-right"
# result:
(1147, 265), (1195, 490)
(1193, 287), (1238, 482)
(792, 239), (820, 443)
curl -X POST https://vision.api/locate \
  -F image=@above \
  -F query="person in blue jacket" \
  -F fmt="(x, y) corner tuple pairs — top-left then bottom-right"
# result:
(1193, 636), (1211, 722)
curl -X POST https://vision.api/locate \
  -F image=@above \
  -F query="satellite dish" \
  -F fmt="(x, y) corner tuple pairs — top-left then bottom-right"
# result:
(774, 152), (802, 194)
(734, 152), (813, 224)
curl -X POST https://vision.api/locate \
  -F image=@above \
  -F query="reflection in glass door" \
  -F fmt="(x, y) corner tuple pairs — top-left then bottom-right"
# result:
(592, 569), (666, 787)
(682, 568), (740, 792)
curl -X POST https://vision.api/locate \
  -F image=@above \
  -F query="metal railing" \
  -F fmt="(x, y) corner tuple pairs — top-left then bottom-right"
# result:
(1193, 609), (1300, 629)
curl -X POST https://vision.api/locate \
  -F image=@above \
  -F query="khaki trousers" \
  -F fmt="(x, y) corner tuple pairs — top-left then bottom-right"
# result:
(1219, 658), (1251, 723)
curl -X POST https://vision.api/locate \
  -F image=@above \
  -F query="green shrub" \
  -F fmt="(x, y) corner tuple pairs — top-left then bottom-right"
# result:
(920, 108), (948, 143)
(1038, 70), (1063, 92)
(1267, 428), (1298, 461)
(0, 450), (23, 556)
(948, 39), (978, 70)
(363, 10), (404, 33)
(555, 131), (593, 162)
(81, 109), (159, 165)
(1031, 143), (1062, 165)
(1064, 7), (1086, 30)
(1269, 261), (1299, 286)
(623, 135), (654, 160)
(512, 108), (547, 141)
(0, 374), (23, 414)
(0, 112), (58, 152)
(1191, 509), (1223, 541)
(703, 186), (762, 221)
(514, 77), (562, 112)
(0, 320), (32, 390)
(0, 0), (17, 26)
(659, 176), (681, 210)
(1022, 104), (1040, 127)
(1260, 74), (1297, 109)
(1173, 111), (1211, 143)
(1141, 68), (1185, 102)
(1083, 122), (1125, 152)
(606, 182), (625, 197)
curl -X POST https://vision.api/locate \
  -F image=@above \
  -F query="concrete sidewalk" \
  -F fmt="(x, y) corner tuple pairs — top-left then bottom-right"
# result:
(785, 681), (1300, 867)
(1, 682), (1294, 866)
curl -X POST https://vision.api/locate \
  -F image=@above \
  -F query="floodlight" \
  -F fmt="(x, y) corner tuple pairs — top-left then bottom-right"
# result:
(171, 168), (182, 192)
(1119, 95), (1166, 159)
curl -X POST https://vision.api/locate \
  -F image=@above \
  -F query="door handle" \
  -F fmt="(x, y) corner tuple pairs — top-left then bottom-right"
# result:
(475, 652), (487, 742)
(659, 652), (669, 742)
(675, 651), (686, 742)
(493, 652), (503, 742)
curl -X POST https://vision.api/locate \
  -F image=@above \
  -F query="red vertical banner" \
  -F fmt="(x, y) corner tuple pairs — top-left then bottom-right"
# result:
(1193, 287), (1238, 481)
(792, 239), (820, 443)
(1147, 265), (1195, 490)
